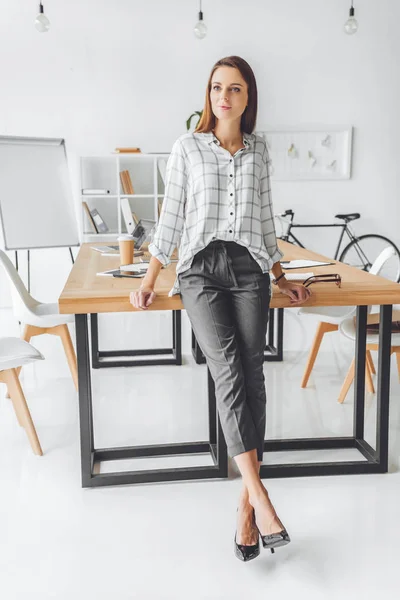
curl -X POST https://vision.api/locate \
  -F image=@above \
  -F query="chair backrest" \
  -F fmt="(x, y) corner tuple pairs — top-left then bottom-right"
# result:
(369, 246), (396, 277)
(0, 249), (37, 317)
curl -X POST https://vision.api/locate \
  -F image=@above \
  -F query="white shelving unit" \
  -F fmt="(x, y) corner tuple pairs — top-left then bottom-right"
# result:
(79, 153), (170, 242)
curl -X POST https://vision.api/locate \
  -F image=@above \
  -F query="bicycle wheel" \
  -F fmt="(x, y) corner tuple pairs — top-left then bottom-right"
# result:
(339, 234), (400, 282)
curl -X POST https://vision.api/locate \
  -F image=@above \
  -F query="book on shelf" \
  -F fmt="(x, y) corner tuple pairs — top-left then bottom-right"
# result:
(115, 147), (141, 153)
(119, 170), (135, 194)
(82, 201), (97, 233)
(82, 188), (111, 195)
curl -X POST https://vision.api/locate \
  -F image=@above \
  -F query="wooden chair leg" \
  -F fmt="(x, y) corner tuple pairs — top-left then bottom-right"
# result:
(366, 350), (376, 375)
(301, 322), (338, 388)
(365, 360), (375, 394)
(396, 352), (400, 382)
(338, 358), (355, 404)
(58, 324), (78, 391)
(339, 356), (376, 402)
(1, 369), (43, 456)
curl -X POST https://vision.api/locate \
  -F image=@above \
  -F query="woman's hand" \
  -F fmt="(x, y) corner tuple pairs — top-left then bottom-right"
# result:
(277, 280), (311, 305)
(130, 283), (156, 310)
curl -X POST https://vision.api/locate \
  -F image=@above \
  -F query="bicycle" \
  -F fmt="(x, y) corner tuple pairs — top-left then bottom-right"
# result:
(275, 209), (400, 282)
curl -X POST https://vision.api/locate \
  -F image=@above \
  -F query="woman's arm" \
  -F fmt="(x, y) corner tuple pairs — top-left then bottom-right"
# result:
(259, 149), (284, 265)
(260, 147), (310, 305)
(270, 260), (311, 305)
(130, 138), (187, 310)
(147, 138), (187, 266)
(130, 256), (163, 310)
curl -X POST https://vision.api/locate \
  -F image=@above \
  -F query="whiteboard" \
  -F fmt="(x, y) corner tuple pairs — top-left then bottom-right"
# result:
(0, 135), (79, 250)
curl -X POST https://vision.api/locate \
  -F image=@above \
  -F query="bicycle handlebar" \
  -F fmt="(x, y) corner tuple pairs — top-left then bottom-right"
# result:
(275, 209), (294, 219)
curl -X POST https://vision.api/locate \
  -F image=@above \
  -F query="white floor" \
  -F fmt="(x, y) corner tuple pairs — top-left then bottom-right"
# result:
(1, 308), (400, 600)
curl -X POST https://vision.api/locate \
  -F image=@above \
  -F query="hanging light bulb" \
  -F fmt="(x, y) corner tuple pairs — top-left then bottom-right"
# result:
(344, 1), (358, 35)
(35, 2), (50, 33)
(194, 0), (207, 39)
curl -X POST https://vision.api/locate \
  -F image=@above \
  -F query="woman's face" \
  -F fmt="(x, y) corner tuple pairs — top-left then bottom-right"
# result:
(210, 66), (248, 125)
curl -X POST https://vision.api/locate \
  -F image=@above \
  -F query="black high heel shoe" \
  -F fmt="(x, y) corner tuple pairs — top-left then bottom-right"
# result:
(234, 508), (260, 562)
(255, 512), (291, 554)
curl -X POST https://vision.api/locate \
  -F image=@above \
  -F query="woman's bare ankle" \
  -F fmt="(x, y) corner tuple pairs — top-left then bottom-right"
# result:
(248, 487), (269, 509)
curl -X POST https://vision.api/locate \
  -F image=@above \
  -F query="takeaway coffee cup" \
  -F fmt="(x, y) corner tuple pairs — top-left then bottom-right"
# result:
(118, 234), (134, 266)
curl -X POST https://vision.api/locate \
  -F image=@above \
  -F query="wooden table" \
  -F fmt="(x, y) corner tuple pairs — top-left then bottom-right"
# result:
(59, 241), (400, 487)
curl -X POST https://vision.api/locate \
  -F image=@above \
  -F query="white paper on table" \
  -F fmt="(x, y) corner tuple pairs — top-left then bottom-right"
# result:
(284, 272), (314, 281)
(281, 259), (334, 269)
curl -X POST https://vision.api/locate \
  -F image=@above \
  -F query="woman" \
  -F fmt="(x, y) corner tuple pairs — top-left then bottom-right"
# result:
(131, 55), (311, 562)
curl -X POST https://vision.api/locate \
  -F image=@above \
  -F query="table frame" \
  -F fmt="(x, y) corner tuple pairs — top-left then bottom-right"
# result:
(76, 313), (228, 488)
(75, 304), (393, 488)
(90, 311), (182, 368)
(260, 304), (393, 477)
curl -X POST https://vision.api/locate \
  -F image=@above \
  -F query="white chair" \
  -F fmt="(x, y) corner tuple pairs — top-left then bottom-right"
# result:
(338, 308), (400, 403)
(0, 337), (44, 455)
(0, 250), (78, 390)
(299, 246), (397, 390)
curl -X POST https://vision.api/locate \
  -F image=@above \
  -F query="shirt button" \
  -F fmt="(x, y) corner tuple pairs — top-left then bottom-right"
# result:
(229, 229), (232, 233)
(230, 174), (233, 177)
(230, 212), (233, 215)
(230, 193), (233, 196)
(230, 159), (233, 162)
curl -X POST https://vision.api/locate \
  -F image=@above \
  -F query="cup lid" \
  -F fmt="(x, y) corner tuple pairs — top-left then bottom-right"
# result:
(117, 234), (134, 241)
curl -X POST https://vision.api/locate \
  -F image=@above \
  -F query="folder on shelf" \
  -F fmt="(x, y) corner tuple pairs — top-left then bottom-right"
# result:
(82, 188), (111, 195)
(121, 197), (140, 234)
(157, 158), (167, 184)
(90, 208), (109, 233)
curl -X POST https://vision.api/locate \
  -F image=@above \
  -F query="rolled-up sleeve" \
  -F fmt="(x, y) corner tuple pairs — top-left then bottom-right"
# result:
(148, 139), (186, 265)
(259, 147), (284, 264)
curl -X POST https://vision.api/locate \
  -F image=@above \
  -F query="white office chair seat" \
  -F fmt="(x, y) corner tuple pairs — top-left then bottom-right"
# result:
(298, 305), (356, 325)
(299, 246), (398, 390)
(340, 316), (400, 346)
(24, 302), (75, 328)
(0, 249), (78, 391)
(0, 337), (44, 371)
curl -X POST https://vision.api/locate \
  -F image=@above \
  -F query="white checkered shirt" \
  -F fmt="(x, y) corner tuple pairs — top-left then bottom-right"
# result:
(148, 130), (283, 296)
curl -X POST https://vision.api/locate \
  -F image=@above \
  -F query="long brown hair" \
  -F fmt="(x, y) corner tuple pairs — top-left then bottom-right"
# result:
(195, 56), (258, 134)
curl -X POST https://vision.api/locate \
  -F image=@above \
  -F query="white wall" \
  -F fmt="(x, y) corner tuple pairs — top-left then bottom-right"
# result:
(0, 0), (398, 351)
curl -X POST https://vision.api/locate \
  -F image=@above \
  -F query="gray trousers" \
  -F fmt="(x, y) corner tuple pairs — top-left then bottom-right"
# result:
(178, 240), (271, 461)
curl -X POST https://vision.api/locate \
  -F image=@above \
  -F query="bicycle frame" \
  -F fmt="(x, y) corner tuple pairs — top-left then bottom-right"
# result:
(278, 216), (360, 260)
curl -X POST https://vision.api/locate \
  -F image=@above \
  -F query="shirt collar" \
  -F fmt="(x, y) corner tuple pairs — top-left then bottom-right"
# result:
(201, 130), (253, 149)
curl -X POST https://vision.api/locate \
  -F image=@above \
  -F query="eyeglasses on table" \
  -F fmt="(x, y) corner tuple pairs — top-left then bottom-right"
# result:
(302, 273), (342, 288)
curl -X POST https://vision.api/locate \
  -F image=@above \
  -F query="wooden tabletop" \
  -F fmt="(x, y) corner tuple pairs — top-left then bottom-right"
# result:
(59, 241), (400, 314)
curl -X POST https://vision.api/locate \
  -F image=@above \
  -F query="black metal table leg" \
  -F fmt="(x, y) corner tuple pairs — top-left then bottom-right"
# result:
(75, 312), (228, 488)
(259, 304), (393, 478)
(91, 310), (182, 368)
(191, 307), (285, 364)
(264, 307), (284, 361)
(75, 314), (95, 487)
